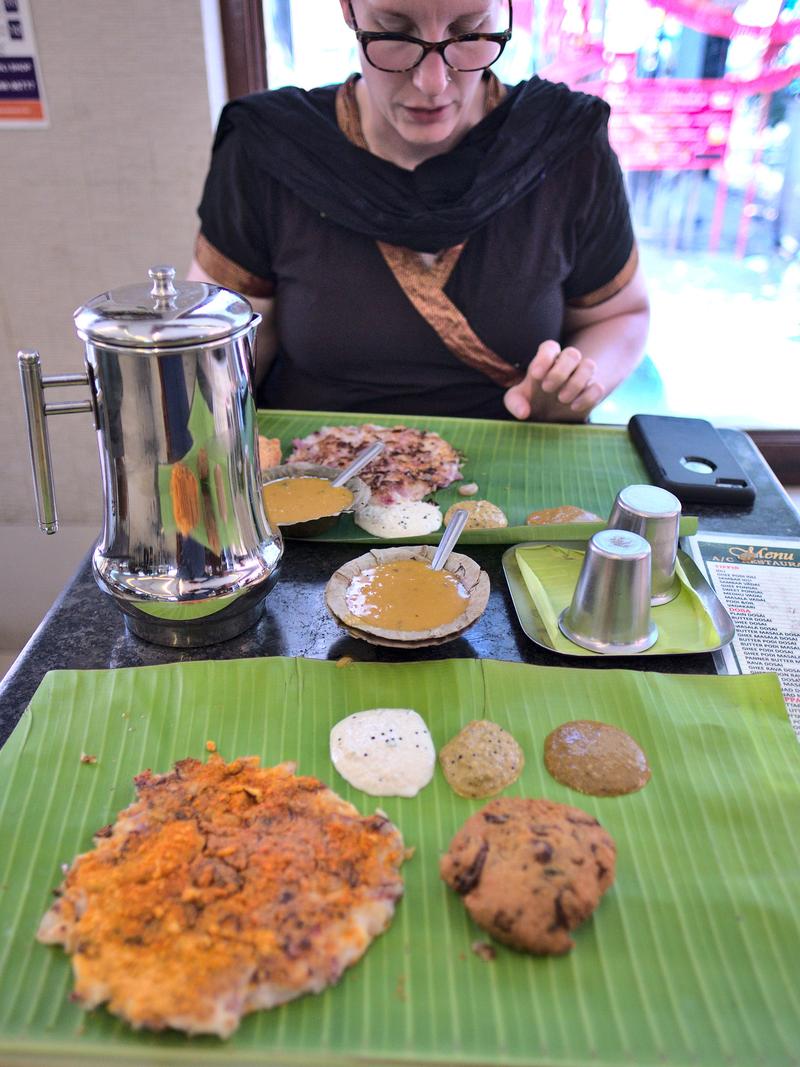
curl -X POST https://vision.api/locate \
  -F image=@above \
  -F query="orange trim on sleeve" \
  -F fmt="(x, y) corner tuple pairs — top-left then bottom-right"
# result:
(194, 233), (274, 299)
(567, 243), (639, 309)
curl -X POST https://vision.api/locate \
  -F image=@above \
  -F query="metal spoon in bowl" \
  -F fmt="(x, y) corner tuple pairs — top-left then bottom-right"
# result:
(330, 441), (385, 488)
(430, 507), (470, 571)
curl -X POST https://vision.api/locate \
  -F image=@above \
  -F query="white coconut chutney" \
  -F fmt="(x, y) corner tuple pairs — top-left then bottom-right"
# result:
(354, 501), (442, 538)
(330, 708), (436, 797)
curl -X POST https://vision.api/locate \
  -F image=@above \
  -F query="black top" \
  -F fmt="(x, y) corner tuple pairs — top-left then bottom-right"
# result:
(197, 78), (636, 418)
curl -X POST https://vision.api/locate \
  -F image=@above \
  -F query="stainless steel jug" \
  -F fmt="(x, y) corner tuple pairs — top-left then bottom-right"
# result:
(18, 266), (283, 647)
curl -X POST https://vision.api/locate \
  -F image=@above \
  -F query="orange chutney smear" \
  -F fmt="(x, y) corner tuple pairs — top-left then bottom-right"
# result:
(345, 559), (469, 631)
(262, 476), (353, 525)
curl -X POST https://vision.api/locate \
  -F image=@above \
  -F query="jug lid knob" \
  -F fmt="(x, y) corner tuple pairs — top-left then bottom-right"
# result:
(74, 267), (257, 349)
(149, 265), (178, 300)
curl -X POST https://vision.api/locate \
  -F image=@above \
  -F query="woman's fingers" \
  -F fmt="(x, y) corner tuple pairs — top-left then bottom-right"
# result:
(503, 383), (531, 420)
(557, 355), (596, 405)
(537, 345), (581, 393)
(569, 380), (604, 414)
(503, 341), (603, 420)
(525, 339), (562, 385)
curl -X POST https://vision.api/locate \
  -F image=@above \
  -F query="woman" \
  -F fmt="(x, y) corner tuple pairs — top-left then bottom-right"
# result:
(189, 0), (649, 422)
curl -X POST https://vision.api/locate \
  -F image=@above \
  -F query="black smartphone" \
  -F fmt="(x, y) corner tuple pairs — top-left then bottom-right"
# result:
(628, 414), (756, 506)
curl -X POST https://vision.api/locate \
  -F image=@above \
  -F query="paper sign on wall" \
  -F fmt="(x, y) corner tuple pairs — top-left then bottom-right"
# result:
(0, 0), (47, 128)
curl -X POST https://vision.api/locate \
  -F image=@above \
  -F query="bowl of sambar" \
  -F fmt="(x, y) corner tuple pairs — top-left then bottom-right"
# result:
(261, 463), (370, 537)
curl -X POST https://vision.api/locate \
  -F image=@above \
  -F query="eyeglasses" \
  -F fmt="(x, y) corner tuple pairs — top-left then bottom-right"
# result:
(347, 1), (512, 73)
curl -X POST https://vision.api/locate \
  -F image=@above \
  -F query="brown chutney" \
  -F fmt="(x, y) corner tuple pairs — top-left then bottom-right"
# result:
(439, 719), (524, 798)
(544, 720), (651, 797)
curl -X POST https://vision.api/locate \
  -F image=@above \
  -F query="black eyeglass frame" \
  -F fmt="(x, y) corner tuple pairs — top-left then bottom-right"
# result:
(347, 1), (513, 73)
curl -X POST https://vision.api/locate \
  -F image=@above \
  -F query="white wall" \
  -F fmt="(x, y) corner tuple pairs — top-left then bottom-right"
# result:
(0, 0), (216, 650)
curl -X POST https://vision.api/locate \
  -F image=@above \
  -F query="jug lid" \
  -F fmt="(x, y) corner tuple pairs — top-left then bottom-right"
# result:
(73, 266), (255, 348)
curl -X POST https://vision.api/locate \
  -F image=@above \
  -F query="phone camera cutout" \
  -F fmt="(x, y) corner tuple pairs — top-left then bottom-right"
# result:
(680, 455), (716, 474)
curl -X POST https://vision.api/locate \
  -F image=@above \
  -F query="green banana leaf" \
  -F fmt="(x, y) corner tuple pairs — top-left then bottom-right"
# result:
(256, 409), (699, 544)
(1, 658), (798, 1066)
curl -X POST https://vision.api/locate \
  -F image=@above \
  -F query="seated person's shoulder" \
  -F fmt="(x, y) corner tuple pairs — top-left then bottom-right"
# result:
(220, 82), (341, 131)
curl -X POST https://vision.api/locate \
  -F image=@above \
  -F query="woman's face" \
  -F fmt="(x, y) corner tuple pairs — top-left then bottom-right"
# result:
(341, 0), (505, 159)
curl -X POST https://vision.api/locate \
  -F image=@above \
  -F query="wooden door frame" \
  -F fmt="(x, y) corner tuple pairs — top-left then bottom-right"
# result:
(219, 0), (268, 99)
(747, 431), (800, 487)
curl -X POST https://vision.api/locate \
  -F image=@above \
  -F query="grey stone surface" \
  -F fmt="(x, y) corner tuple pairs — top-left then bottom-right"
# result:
(2, 430), (798, 749)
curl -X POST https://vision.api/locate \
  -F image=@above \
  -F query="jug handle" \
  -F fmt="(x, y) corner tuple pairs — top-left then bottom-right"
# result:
(17, 351), (92, 535)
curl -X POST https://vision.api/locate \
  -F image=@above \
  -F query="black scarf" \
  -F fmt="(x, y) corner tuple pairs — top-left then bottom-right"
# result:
(215, 75), (609, 254)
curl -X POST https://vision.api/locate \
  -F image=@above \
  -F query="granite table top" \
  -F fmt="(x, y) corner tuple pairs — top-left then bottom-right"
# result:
(2, 428), (798, 749)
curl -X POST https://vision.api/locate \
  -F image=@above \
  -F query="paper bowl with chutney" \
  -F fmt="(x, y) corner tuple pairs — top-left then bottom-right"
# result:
(325, 545), (490, 648)
(261, 463), (371, 537)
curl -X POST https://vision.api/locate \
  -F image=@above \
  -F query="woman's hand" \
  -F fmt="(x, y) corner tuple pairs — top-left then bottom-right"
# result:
(503, 262), (651, 423)
(504, 340), (601, 421)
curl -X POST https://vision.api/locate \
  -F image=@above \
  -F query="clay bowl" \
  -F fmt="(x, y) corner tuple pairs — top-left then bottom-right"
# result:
(325, 545), (490, 649)
(261, 463), (371, 537)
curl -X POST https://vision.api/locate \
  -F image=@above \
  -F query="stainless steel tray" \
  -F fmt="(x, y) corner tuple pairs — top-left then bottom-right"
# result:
(502, 540), (735, 657)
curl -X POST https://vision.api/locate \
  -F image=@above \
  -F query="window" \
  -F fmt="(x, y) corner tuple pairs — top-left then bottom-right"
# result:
(218, 0), (800, 480)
